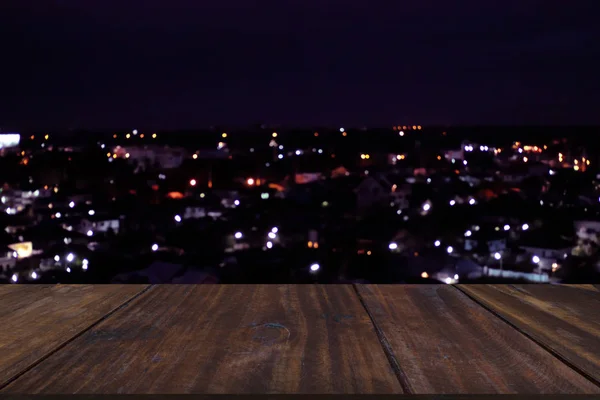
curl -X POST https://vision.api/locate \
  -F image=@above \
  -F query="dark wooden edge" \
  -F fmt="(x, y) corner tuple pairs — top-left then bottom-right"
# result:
(0, 285), (155, 391)
(0, 395), (598, 399)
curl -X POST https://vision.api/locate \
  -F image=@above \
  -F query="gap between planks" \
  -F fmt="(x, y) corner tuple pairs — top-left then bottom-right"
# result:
(0, 284), (155, 391)
(453, 285), (600, 390)
(9, 284), (591, 394)
(351, 284), (414, 394)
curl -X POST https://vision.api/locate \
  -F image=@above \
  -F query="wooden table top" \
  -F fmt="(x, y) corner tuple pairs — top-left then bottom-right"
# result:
(0, 284), (599, 394)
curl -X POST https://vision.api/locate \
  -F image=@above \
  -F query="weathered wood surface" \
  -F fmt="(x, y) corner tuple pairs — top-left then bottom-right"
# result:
(2, 284), (600, 394)
(0, 284), (149, 388)
(2, 285), (403, 394)
(458, 284), (600, 386)
(355, 284), (600, 394)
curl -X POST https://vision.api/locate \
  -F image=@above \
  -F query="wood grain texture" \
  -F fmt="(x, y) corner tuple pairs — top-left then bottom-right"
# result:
(0, 284), (149, 388)
(355, 284), (600, 394)
(3, 285), (403, 394)
(562, 284), (600, 293)
(458, 284), (600, 385)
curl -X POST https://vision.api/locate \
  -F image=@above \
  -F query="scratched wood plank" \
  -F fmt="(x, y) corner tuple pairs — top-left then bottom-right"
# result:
(458, 284), (600, 385)
(355, 284), (600, 394)
(2, 285), (403, 394)
(0, 284), (149, 388)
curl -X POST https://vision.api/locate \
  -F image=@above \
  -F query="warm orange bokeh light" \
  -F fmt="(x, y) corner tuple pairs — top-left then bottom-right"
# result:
(167, 191), (184, 199)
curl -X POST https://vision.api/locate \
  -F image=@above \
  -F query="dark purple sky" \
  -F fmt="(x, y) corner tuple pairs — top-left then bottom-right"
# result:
(1, 0), (599, 130)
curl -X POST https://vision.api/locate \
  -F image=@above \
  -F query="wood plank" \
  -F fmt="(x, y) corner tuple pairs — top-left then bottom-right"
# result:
(2, 285), (404, 394)
(563, 284), (600, 293)
(355, 284), (600, 394)
(458, 284), (600, 386)
(0, 284), (149, 388)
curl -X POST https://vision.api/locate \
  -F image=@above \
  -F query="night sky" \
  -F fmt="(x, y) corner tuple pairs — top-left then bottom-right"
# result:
(1, 1), (599, 130)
